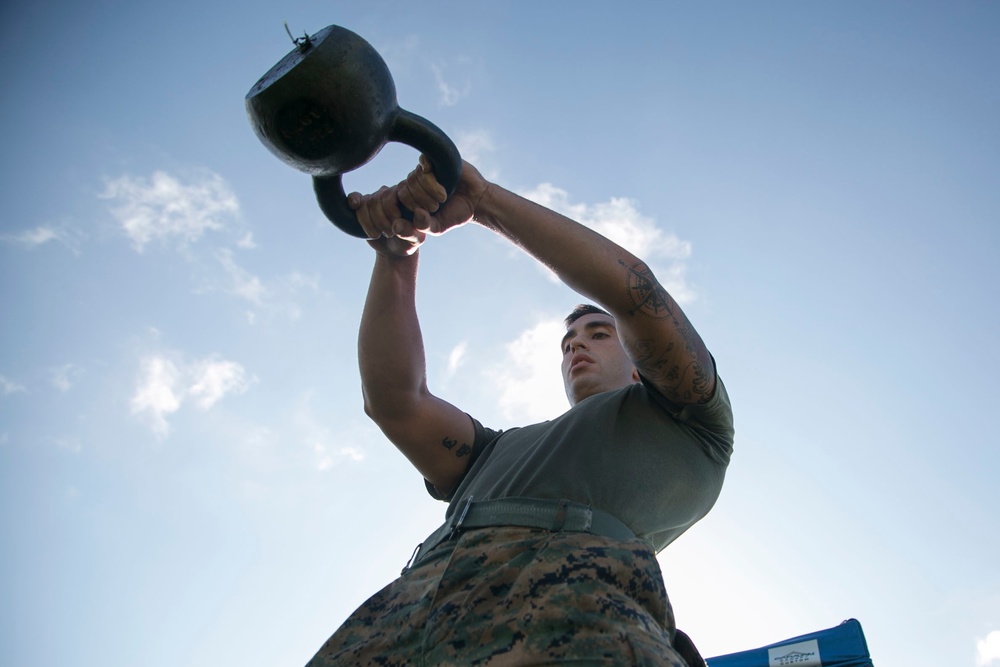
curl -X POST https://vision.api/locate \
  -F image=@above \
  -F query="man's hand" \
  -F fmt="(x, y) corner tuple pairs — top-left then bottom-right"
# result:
(348, 183), (427, 257)
(398, 156), (491, 234)
(348, 156), (492, 256)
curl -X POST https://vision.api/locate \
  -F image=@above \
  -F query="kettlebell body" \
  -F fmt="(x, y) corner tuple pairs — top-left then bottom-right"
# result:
(246, 25), (462, 238)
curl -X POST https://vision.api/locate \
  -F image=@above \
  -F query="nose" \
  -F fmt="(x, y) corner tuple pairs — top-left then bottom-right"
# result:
(567, 336), (588, 353)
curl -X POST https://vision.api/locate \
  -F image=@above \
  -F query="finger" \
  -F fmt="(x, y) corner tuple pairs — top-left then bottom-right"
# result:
(415, 166), (447, 203)
(396, 168), (444, 216)
(348, 192), (363, 210)
(377, 185), (403, 231)
(358, 186), (393, 239)
(396, 176), (422, 214)
(411, 207), (433, 233)
(354, 194), (379, 239)
(391, 218), (419, 241)
(366, 186), (395, 237)
(404, 173), (442, 214)
(420, 173), (448, 213)
(413, 155), (446, 202)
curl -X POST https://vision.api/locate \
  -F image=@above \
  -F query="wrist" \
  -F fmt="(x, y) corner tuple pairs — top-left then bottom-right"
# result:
(471, 182), (501, 229)
(369, 235), (423, 260)
(373, 246), (419, 268)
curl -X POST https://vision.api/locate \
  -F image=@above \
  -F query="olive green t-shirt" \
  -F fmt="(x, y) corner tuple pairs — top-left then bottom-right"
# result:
(429, 375), (734, 553)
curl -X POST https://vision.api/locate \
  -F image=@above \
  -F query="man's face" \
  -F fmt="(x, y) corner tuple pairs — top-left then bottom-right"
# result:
(560, 313), (639, 406)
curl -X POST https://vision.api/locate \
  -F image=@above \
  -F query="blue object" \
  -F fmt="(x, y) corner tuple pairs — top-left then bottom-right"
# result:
(706, 619), (873, 667)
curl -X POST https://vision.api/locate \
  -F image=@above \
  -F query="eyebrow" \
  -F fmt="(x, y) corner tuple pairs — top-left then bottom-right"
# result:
(561, 319), (617, 350)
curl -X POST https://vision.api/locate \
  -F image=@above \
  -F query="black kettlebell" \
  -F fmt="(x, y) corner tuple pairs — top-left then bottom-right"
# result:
(245, 25), (462, 238)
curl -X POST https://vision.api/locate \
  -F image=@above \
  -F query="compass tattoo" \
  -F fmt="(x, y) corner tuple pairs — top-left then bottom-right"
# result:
(620, 259), (714, 403)
(621, 260), (675, 319)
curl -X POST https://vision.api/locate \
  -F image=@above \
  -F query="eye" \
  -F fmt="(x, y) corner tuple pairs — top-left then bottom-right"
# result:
(592, 332), (609, 340)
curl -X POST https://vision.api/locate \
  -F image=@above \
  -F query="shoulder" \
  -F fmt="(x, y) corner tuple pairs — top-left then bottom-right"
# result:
(630, 373), (734, 465)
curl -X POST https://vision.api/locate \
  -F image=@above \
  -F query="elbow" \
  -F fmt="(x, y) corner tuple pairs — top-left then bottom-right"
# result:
(361, 387), (384, 423)
(361, 383), (423, 425)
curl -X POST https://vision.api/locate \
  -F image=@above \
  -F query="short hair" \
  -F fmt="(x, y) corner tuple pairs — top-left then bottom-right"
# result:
(564, 304), (612, 327)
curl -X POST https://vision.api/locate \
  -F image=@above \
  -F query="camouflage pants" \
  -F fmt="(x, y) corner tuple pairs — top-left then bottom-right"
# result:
(306, 526), (689, 666)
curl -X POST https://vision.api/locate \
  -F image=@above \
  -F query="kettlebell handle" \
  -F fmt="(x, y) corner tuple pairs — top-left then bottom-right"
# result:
(313, 109), (462, 239)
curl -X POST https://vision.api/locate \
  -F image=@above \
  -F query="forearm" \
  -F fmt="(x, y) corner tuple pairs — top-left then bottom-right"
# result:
(474, 185), (646, 318)
(358, 252), (428, 420)
(356, 249), (475, 491)
(474, 183), (715, 404)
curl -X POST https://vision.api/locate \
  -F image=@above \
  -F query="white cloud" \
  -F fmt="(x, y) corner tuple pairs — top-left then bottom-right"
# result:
(101, 170), (239, 252)
(519, 184), (696, 304)
(292, 391), (367, 471)
(432, 63), (470, 107)
(315, 444), (365, 471)
(216, 248), (265, 305)
(188, 358), (251, 410)
(1, 375), (27, 396)
(0, 225), (84, 254)
(53, 436), (82, 453)
(16, 226), (59, 244)
(208, 249), (317, 322)
(978, 630), (1000, 666)
(446, 341), (468, 378)
(487, 318), (568, 423)
(236, 231), (257, 249)
(285, 271), (321, 292)
(456, 129), (495, 165)
(130, 356), (183, 437)
(130, 352), (252, 438)
(51, 363), (83, 392)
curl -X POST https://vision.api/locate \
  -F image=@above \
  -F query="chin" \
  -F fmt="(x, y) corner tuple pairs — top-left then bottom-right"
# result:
(568, 386), (603, 406)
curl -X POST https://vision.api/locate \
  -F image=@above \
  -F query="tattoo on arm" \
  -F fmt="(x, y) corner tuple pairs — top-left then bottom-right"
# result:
(621, 259), (675, 319)
(620, 260), (715, 403)
(441, 436), (471, 457)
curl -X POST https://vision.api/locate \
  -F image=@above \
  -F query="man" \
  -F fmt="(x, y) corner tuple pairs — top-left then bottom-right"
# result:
(306, 158), (734, 666)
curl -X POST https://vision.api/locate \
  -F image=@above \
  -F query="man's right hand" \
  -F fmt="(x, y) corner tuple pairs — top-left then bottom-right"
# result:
(348, 183), (428, 257)
(348, 157), (492, 256)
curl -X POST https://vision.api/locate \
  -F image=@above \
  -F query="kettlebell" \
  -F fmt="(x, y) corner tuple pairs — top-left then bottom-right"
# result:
(245, 25), (462, 238)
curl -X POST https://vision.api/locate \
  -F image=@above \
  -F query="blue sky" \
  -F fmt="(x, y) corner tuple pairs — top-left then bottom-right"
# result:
(2, 1), (998, 665)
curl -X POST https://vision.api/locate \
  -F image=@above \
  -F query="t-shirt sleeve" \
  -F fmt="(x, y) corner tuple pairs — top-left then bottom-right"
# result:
(424, 415), (504, 501)
(639, 363), (735, 465)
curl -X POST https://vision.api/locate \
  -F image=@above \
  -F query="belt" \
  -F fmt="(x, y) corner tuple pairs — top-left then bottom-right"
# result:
(405, 497), (640, 571)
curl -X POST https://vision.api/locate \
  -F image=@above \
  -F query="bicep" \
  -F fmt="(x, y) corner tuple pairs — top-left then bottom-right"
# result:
(372, 392), (476, 496)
